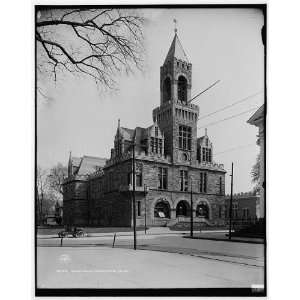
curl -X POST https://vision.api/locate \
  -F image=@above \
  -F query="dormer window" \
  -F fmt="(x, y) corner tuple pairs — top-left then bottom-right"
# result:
(202, 147), (212, 162)
(155, 126), (158, 137)
(150, 137), (162, 155)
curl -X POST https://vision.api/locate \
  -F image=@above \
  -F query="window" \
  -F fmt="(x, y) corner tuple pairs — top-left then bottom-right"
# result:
(158, 139), (162, 155)
(151, 137), (162, 155)
(199, 172), (207, 193)
(219, 205), (222, 218)
(128, 172), (142, 187)
(179, 125), (192, 150)
(163, 77), (171, 103)
(155, 126), (158, 137)
(232, 203), (238, 219)
(178, 75), (187, 103)
(136, 173), (142, 187)
(243, 208), (249, 219)
(154, 201), (170, 218)
(219, 177), (222, 195)
(137, 201), (141, 216)
(197, 147), (201, 162)
(180, 170), (188, 191)
(202, 147), (212, 162)
(127, 172), (131, 185)
(109, 173), (113, 190)
(158, 167), (168, 190)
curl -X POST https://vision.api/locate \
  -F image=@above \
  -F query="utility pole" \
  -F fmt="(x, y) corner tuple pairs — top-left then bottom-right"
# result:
(144, 184), (147, 235)
(190, 176), (193, 237)
(229, 162), (234, 240)
(132, 135), (137, 250)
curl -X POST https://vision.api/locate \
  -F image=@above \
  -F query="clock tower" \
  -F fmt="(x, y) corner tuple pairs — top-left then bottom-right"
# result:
(153, 32), (199, 165)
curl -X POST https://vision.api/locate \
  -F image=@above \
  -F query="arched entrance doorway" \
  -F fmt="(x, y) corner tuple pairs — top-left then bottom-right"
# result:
(196, 202), (209, 219)
(177, 75), (187, 104)
(176, 200), (190, 217)
(154, 200), (171, 218)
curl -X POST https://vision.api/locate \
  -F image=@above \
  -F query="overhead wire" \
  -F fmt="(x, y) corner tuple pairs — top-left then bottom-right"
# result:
(198, 90), (263, 121)
(214, 143), (257, 156)
(198, 106), (260, 130)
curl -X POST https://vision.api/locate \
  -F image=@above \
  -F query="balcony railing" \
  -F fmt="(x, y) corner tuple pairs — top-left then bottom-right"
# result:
(119, 184), (145, 192)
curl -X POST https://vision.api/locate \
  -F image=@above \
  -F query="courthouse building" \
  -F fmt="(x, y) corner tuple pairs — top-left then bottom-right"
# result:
(63, 32), (227, 227)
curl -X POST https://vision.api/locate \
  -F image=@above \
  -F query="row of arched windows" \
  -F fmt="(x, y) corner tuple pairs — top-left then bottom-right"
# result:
(154, 200), (209, 219)
(175, 108), (197, 121)
(163, 75), (188, 103)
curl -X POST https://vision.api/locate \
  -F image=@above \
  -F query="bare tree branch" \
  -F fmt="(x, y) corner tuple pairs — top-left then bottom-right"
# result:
(36, 8), (145, 91)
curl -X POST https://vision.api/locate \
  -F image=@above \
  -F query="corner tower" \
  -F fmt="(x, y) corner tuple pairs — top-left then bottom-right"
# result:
(153, 32), (199, 165)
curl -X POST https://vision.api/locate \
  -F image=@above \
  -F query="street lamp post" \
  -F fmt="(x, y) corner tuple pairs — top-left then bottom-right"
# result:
(144, 184), (147, 235)
(131, 135), (137, 250)
(229, 162), (234, 240)
(190, 176), (193, 237)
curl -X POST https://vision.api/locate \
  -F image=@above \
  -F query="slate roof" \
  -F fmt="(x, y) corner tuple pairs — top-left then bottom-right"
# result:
(164, 33), (189, 64)
(120, 127), (135, 140)
(247, 104), (264, 125)
(120, 126), (148, 142)
(76, 156), (107, 175)
(71, 157), (81, 167)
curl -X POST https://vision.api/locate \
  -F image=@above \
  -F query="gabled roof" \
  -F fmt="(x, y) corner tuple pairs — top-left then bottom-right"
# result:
(135, 127), (147, 141)
(76, 156), (107, 175)
(247, 104), (264, 126)
(119, 126), (148, 142)
(120, 127), (135, 140)
(164, 33), (189, 64)
(71, 157), (81, 167)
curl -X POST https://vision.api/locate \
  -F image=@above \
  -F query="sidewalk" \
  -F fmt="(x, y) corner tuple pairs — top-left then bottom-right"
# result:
(37, 226), (229, 239)
(185, 232), (264, 244)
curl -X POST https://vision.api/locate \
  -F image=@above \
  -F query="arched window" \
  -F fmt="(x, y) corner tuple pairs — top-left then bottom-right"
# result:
(154, 200), (170, 218)
(196, 202), (209, 219)
(163, 77), (171, 103)
(176, 200), (190, 217)
(177, 75), (188, 104)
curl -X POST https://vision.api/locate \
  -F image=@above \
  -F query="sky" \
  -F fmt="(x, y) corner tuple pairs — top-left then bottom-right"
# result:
(37, 8), (264, 194)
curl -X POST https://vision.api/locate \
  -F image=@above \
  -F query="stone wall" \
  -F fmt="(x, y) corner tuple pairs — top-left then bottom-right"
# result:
(63, 178), (89, 225)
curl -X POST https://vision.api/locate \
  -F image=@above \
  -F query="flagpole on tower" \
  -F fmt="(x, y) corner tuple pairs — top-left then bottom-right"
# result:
(173, 18), (177, 34)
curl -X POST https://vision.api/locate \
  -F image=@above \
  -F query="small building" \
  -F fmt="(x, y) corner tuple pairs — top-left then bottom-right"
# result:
(224, 192), (259, 225)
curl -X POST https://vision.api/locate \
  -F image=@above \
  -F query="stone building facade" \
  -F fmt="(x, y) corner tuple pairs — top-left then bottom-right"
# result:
(247, 104), (265, 219)
(63, 32), (226, 227)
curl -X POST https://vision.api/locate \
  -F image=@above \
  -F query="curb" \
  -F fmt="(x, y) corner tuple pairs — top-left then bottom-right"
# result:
(183, 236), (264, 244)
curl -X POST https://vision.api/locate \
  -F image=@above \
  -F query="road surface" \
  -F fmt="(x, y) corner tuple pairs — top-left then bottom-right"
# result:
(37, 232), (264, 289)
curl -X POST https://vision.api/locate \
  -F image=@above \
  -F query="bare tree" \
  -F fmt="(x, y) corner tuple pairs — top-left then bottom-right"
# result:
(36, 8), (145, 91)
(48, 163), (67, 196)
(36, 166), (49, 224)
(251, 154), (260, 193)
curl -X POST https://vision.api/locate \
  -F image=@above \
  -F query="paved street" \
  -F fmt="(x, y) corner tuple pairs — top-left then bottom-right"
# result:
(37, 230), (264, 289)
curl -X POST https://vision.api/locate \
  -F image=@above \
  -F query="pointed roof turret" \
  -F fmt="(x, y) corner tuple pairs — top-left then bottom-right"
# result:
(164, 33), (189, 64)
